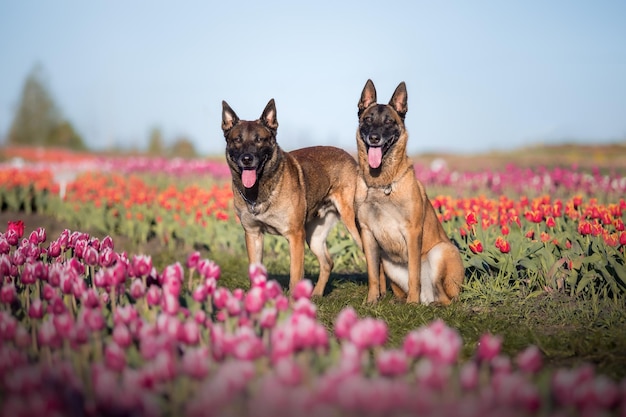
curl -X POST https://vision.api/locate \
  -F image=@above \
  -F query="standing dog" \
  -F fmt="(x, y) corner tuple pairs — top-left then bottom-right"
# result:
(354, 79), (464, 304)
(222, 98), (362, 296)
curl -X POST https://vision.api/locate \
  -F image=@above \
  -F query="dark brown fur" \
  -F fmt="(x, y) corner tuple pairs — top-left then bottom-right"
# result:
(354, 80), (464, 304)
(222, 99), (362, 295)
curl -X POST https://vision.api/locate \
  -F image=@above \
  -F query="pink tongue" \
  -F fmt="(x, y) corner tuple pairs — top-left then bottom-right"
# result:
(242, 170), (257, 188)
(368, 147), (382, 169)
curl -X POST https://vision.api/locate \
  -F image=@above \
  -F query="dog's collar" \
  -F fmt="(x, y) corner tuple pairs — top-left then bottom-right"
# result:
(372, 164), (414, 196)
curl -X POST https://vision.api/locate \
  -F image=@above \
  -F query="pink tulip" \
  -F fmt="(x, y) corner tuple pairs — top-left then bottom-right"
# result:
(515, 345), (543, 374)
(129, 279), (146, 300)
(72, 276), (88, 299)
(292, 279), (313, 300)
(0, 280), (17, 304)
(42, 282), (56, 300)
(491, 355), (512, 374)
(259, 306), (277, 329)
(131, 255), (152, 277)
(476, 333), (503, 363)
(83, 246), (99, 266)
(83, 307), (106, 331)
(101, 235), (114, 251)
(334, 306), (358, 340)
(99, 247), (118, 267)
(403, 320), (462, 364)
(181, 346), (210, 379)
(212, 287), (230, 310)
(47, 239), (62, 258)
(0, 237), (10, 254)
(191, 283), (208, 302)
(150, 350), (176, 383)
(28, 298), (44, 319)
(161, 262), (183, 287)
(92, 364), (119, 404)
(19, 263), (36, 285)
(186, 251), (201, 269)
(37, 318), (58, 347)
(11, 247), (25, 265)
(376, 349), (409, 377)
(415, 358), (450, 390)
(274, 357), (303, 386)
(104, 342), (127, 372)
(197, 258), (220, 280)
(264, 279), (282, 300)
(349, 317), (388, 350)
(275, 294), (289, 312)
(93, 269), (108, 288)
(112, 323), (133, 348)
(244, 286), (266, 314)
(178, 319), (200, 345)
(48, 296), (67, 315)
(231, 326), (265, 360)
(52, 312), (74, 339)
(248, 263), (267, 287)
(70, 323), (89, 347)
(0, 311), (17, 340)
(292, 297), (317, 318)
(146, 285), (161, 306)
(81, 288), (101, 308)
(161, 292), (180, 315)
(459, 361), (479, 390)
(205, 277), (217, 295)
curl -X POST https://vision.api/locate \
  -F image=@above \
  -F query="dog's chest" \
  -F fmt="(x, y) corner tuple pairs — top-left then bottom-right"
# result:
(235, 197), (292, 236)
(357, 189), (411, 257)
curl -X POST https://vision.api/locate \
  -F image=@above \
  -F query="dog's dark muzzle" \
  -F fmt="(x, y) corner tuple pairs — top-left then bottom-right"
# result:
(238, 153), (260, 170)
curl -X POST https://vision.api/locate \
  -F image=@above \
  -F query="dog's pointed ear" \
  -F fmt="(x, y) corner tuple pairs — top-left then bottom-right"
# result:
(260, 98), (279, 131)
(222, 101), (239, 135)
(389, 82), (408, 120)
(358, 79), (377, 117)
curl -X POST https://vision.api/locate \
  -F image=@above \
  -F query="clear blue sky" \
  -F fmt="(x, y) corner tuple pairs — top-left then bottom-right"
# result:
(1, 0), (625, 156)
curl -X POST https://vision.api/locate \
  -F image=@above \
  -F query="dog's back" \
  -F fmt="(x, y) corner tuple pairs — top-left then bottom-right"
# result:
(290, 146), (359, 223)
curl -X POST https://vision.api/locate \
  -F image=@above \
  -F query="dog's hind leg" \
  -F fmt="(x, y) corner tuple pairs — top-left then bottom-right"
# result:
(307, 211), (339, 297)
(330, 194), (363, 250)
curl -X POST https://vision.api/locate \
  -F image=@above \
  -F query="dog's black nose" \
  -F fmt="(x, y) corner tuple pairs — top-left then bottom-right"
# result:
(240, 154), (254, 166)
(369, 134), (381, 145)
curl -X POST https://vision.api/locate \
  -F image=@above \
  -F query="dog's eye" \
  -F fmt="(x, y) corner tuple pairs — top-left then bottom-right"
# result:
(234, 136), (243, 144)
(254, 135), (264, 144)
(384, 117), (393, 125)
(364, 116), (373, 124)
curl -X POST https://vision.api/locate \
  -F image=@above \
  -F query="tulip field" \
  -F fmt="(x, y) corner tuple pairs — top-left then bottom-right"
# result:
(1, 145), (626, 416)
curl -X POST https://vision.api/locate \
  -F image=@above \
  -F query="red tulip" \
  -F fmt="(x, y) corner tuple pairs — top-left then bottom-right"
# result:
(495, 236), (511, 254)
(468, 239), (483, 254)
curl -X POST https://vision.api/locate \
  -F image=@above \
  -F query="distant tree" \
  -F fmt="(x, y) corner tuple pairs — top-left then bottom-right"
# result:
(47, 120), (86, 150)
(147, 127), (165, 155)
(7, 64), (86, 150)
(169, 135), (197, 158)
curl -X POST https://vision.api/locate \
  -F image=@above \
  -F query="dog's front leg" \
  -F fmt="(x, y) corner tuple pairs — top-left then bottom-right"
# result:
(244, 230), (264, 265)
(287, 229), (306, 293)
(361, 228), (382, 303)
(406, 227), (422, 304)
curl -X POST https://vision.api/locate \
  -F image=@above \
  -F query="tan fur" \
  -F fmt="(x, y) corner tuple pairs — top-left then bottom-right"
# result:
(354, 80), (464, 304)
(222, 99), (362, 296)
